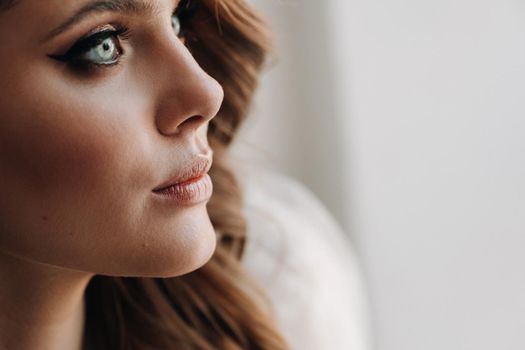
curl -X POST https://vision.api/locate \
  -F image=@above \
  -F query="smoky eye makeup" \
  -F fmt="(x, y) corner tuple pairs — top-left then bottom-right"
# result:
(49, 25), (130, 70)
(48, 0), (199, 73)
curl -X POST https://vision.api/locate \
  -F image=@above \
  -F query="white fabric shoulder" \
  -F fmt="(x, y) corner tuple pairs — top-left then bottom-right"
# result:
(237, 167), (372, 350)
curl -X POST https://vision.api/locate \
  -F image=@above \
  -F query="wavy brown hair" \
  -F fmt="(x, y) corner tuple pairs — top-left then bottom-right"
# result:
(75, 1), (291, 349)
(0, 0), (286, 347)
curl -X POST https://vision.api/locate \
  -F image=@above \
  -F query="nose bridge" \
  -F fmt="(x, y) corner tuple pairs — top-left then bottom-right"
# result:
(154, 37), (224, 136)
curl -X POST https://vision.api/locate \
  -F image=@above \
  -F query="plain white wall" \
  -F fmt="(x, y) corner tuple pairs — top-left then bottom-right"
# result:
(234, 0), (525, 349)
(233, 0), (348, 223)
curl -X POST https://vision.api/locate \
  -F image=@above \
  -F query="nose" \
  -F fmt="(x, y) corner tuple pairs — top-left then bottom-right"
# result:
(153, 36), (224, 137)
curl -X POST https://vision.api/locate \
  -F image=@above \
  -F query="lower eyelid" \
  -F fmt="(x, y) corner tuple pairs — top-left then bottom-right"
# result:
(69, 54), (126, 75)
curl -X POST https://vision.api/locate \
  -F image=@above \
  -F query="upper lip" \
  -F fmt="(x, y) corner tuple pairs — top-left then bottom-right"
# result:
(153, 153), (213, 192)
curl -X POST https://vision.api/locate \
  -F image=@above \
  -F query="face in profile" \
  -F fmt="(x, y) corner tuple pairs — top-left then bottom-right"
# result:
(0, 0), (224, 278)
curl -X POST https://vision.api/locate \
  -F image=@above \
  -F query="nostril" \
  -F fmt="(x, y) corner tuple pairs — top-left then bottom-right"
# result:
(174, 115), (206, 134)
(183, 115), (205, 128)
(185, 115), (204, 125)
(157, 115), (207, 136)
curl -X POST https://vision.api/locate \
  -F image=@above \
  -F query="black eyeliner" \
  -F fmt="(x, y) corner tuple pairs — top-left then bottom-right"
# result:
(48, 1), (198, 70)
(49, 26), (129, 63)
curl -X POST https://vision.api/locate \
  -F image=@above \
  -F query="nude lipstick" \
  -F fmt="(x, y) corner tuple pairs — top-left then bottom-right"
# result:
(153, 156), (213, 206)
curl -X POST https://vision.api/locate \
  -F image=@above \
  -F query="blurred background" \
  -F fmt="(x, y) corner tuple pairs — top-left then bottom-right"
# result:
(232, 0), (525, 349)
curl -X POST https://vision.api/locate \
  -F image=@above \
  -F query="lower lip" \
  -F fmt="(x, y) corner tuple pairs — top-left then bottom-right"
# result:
(152, 174), (213, 206)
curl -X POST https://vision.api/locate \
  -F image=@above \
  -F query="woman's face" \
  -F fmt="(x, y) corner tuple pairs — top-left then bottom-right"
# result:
(0, 0), (224, 277)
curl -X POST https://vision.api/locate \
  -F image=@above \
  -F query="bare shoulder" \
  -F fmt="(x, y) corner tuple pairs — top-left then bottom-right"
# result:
(237, 166), (372, 350)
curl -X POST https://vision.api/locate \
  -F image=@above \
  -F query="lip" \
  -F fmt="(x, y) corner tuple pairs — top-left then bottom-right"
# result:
(152, 174), (213, 206)
(152, 154), (213, 205)
(153, 156), (212, 192)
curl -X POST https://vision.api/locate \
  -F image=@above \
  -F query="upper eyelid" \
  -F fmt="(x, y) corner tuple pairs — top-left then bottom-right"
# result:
(76, 26), (122, 45)
(61, 2), (186, 48)
(42, 0), (166, 43)
(77, 4), (188, 43)
(42, 0), (188, 50)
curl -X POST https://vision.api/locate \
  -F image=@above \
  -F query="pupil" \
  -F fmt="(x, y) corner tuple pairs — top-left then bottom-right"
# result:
(102, 41), (110, 51)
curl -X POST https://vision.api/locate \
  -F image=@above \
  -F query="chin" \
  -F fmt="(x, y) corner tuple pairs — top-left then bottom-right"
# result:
(154, 225), (217, 279)
(116, 210), (218, 279)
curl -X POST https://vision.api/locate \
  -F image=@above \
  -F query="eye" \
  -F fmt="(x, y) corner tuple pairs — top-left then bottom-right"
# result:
(171, 13), (181, 37)
(82, 36), (120, 65)
(50, 26), (129, 68)
(172, 0), (198, 39)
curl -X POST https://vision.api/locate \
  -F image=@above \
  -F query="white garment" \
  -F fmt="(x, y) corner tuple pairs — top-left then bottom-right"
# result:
(238, 167), (372, 350)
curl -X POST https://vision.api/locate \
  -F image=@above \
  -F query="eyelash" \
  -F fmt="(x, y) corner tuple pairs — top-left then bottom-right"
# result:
(50, 1), (197, 72)
(50, 25), (130, 70)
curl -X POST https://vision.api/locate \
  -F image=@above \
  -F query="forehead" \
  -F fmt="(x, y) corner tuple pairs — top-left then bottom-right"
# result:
(0, 0), (168, 45)
(0, 0), (164, 23)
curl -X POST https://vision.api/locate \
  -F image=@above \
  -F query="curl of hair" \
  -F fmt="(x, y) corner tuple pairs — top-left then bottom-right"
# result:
(80, 1), (289, 349)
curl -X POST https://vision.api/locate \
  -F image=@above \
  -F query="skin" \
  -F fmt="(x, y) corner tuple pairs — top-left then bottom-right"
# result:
(0, 0), (224, 349)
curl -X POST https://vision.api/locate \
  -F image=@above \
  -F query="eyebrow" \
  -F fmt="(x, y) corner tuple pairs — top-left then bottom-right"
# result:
(44, 0), (160, 42)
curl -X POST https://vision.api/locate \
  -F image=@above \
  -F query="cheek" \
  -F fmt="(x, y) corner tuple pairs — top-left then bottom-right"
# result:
(0, 68), (156, 262)
(0, 63), (217, 278)
(0, 86), (150, 201)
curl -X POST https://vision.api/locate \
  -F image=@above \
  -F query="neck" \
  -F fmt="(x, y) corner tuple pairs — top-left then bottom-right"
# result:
(0, 251), (94, 350)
